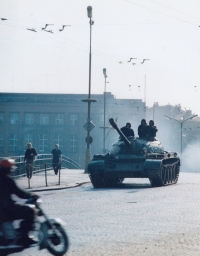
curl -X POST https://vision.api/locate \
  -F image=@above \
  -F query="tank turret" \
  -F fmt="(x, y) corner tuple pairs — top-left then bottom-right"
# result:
(88, 118), (180, 188)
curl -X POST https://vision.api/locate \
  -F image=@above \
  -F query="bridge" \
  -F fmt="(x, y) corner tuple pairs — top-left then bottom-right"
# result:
(0, 154), (81, 178)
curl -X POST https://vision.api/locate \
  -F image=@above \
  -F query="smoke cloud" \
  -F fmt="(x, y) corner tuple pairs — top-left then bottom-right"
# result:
(182, 142), (200, 173)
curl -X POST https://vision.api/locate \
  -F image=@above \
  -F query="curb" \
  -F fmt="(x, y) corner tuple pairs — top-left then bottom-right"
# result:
(28, 181), (90, 192)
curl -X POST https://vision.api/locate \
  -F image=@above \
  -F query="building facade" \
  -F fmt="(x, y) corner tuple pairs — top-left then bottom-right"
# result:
(0, 93), (146, 167)
(147, 102), (200, 155)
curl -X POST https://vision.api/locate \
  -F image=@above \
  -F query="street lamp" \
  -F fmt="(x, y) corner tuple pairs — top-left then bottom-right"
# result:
(82, 6), (97, 173)
(100, 69), (110, 153)
(103, 68), (107, 153)
(164, 114), (198, 159)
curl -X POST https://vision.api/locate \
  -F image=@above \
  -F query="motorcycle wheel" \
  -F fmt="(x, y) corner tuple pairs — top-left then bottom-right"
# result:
(46, 223), (69, 256)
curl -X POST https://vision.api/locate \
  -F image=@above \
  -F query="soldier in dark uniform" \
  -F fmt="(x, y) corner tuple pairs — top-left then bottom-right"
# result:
(138, 119), (147, 137)
(142, 120), (158, 138)
(120, 123), (135, 138)
(149, 120), (158, 137)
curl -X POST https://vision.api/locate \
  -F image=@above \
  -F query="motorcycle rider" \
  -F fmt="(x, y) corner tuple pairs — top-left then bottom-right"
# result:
(0, 158), (38, 247)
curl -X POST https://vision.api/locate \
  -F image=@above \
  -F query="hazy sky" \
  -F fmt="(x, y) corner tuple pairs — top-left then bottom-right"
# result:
(1, 0), (200, 115)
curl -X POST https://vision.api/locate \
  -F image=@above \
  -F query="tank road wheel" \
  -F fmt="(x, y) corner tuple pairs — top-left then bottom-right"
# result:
(149, 178), (161, 187)
(89, 170), (106, 188)
(166, 166), (170, 184)
(149, 169), (164, 187)
(174, 164), (180, 184)
(161, 166), (166, 185)
(172, 165), (176, 182)
(169, 166), (173, 183)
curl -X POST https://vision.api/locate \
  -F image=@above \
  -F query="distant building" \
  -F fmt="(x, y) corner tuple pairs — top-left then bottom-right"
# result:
(0, 92), (146, 167)
(147, 102), (200, 154)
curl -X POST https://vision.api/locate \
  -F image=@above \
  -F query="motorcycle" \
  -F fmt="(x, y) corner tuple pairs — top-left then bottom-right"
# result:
(0, 196), (69, 256)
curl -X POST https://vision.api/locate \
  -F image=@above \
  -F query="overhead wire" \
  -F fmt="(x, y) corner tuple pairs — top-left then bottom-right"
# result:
(123, 0), (199, 26)
(147, 0), (200, 21)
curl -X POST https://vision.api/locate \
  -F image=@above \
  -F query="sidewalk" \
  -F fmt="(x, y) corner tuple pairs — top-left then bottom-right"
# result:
(15, 169), (91, 192)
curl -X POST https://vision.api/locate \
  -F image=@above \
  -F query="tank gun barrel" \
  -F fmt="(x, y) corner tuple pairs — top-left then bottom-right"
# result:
(109, 118), (131, 146)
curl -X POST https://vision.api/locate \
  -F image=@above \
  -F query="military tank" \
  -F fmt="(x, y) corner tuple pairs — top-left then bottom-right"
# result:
(88, 118), (180, 188)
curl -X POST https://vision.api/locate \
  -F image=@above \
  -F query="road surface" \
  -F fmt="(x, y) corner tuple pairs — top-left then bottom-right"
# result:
(11, 172), (200, 256)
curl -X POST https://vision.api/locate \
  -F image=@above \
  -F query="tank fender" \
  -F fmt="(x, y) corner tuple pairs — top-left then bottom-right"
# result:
(88, 160), (105, 174)
(144, 159), (162, 170)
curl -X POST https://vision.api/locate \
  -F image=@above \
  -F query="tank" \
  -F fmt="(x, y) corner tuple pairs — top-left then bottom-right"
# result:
(88, 118), (180, 188)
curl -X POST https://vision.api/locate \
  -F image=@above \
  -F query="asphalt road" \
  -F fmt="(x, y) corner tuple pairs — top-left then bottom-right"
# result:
(11, 172), (200, 256)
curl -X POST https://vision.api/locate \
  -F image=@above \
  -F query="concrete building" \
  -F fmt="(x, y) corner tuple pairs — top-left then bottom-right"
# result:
(147, 102), (200, 155)
(0, 92), (145, 167)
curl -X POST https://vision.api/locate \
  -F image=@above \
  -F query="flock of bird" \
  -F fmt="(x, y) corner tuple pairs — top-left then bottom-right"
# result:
(0, 18), (70, 33)
(119, 57), (150, 92)
(119, 58), (150, 65)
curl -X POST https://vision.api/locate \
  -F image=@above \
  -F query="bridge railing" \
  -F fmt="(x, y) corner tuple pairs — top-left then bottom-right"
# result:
(0, 154), (81, 179)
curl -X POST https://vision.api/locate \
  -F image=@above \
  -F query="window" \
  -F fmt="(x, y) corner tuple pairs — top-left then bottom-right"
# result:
(0, 134), (3, 151)
(10, 134), (18, 151)
(39, 134), (48, 152)
(25, 113), (34, 125)
(40, 114), (49, 125)
(10, 113), (19, 124)
(24, 134), (33, 148)
(55, 114), (64, 125)
(69, 114), (78, 125)
(0, 113), (4, 124)
(69, 135), (78, 152)
(54, 134), (63, 150)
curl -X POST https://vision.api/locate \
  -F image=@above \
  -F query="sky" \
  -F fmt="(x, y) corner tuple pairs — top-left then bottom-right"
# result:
(0, 0), (200, 115)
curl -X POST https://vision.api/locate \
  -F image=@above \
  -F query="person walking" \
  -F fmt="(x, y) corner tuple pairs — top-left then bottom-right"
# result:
(24, 142), (37, 179)
(51, 144), (62, 175)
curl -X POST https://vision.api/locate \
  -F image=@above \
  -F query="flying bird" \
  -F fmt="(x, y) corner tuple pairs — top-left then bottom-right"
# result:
(127, 58), (137, 62)
(27, 28), (37, 32)
(119, 61), (123, 64)
(1, 18), (7, 21)
(141, 59), (150, 64)
(42, 24), (53, 30)
(43, 29), (53, 33)
(59, 25), (70, 31)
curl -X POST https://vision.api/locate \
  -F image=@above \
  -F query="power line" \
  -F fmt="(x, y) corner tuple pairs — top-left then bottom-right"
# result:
(148, 0), (200, 21)
(123, 0), (199, 26)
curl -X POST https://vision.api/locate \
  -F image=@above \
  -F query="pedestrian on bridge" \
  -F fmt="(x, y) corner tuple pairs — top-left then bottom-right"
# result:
(51, 144), (62, 175)
(24, 142), (37, 179)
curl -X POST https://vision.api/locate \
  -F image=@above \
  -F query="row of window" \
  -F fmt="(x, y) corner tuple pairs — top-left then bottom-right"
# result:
(0, 113), (79, 125)
(0, 134), (78, 153)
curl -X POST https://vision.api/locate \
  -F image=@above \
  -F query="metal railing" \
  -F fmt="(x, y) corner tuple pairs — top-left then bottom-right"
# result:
(0, 154), (81, 178)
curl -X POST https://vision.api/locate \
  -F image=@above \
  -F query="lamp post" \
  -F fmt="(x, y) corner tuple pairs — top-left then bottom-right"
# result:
(103, 68), (107, 153)
(164, 114), (198, 160)
(99, 68), (110, 153)
(82, 6), (97, 173)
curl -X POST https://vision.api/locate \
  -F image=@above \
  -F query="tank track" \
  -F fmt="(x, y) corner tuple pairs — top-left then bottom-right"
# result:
(149, 162), (180, 187)
(89, 170), (124, 188)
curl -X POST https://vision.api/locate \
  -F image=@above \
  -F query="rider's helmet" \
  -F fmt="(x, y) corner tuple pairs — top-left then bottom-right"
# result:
(0, 158), (16, 175)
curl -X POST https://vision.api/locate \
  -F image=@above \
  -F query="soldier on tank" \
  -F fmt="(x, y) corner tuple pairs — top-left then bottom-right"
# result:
(120, 123), (135, 138)
(138, 119), (147, 137)
(142, 120), (158, 138)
